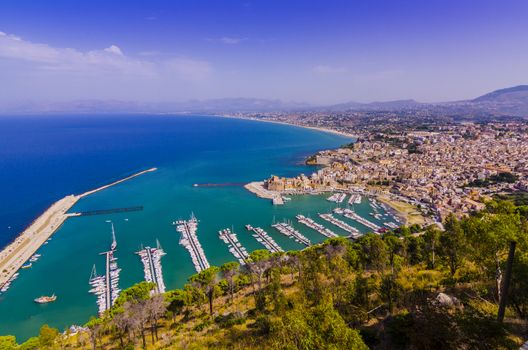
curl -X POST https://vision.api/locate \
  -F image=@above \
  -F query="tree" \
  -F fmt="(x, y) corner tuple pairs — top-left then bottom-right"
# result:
(124, 300), (149, 348)
(17, 337), (39, 350)
(423, 225), (441, 269)
(189, 266), (220, 316)
(220, 261), (240, 304)
(113, 281), (155, 309)
(85, 318), (104, 350)
(145, 294), (167, 342)
(0, 336), (17, 350)
(165, 289), (187, 323)
(248, 250), (272, 291)
(439, 214), (466, 278)
(38, 324), (59, 348)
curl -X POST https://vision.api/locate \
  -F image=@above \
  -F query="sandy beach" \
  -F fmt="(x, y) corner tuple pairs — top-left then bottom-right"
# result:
(0, 168), (157, 289)
(218, 115), (359, 139)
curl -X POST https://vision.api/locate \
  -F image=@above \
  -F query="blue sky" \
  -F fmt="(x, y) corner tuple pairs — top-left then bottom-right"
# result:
(1, 0), (527, 104)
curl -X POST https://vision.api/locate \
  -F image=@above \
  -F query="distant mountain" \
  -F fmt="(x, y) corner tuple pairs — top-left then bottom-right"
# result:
(1, 85), (528, 117)
(472, 85), (528, 103)
(466, 85), (528, 116)
(0, 98), (310, 114)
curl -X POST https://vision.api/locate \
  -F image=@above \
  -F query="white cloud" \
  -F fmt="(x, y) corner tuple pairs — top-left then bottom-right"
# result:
(313, 65), (348, 74)
(103, 45), (123, 56)
(220, 37), (244, 45)
(0, 30), (212, 81)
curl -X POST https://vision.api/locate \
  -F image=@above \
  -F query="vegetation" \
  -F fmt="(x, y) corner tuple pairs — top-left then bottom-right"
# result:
(4, 200), (528, 349)
(466, 172), (519, 187)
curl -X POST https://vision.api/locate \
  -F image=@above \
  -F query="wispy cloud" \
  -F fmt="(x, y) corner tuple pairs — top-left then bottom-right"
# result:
(206, 36), (246, 45)
(313, 65), (348, 74)
(0, 30), (211, 81)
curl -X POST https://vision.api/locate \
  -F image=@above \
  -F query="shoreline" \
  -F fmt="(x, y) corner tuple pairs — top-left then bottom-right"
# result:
(0, 167), (157, 289)
(217, 114), (359, 139)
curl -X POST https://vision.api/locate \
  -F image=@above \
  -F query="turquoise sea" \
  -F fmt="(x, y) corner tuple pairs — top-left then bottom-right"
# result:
(0, 115), (394, 340)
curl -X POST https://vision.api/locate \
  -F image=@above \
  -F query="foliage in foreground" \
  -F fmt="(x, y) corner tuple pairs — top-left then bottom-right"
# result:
(3, 200), (528, 349)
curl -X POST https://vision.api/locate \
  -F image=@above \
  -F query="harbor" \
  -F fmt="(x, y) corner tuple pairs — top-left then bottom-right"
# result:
(0, 168), (157, 292)
(174, 214), (210, 272)
(88, 224), (121, 315)
(272, 222), (311, 246)
(319, 213), (361, 238)
(136, 241), (166, 294)
(333, 208), (381, 232)
(296, 214), (338, 238)
(327, 192), (346, 203)
(218, 228), (249, 265)
(246, 226), (283, 253)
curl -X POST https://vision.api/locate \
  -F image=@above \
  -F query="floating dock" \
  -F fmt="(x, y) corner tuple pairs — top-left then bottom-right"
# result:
(327, 193), (347, 203)
(136, 240), (166, 294)
(248, 226), (283, 253)
(333, 208), (381, 231)
(319, 213), (360, 238)
(296, 214), (338, 238)
(272, 222), (311, 246)
(348, 193), (362, 205)
(89, 225), (121, 315)
(219, 228), (249, 265)
(174, 213), (210, 272)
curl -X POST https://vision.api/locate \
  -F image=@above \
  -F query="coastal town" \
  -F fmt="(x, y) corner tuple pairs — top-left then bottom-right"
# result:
(246, 120), (528, 223)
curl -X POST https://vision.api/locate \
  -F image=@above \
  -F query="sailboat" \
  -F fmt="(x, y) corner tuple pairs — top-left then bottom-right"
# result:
(110, 222), (117, 251)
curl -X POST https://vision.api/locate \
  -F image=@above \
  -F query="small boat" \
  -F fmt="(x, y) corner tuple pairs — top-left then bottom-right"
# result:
(21, 263), (32, 269)
(34, 294), (57, 304)
(245, 224), (253, 231)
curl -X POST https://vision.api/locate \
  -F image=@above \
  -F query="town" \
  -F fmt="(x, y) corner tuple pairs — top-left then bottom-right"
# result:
(254, 120), (528, 222)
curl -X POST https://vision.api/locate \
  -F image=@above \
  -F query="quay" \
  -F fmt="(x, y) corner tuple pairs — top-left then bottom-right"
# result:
(272, 222), (311, 246)
(319, 213), (360, 239)
(296, 214), (338, 238)
(334, 208), (381, 232)
(174, 214), (210, 272)
(219, 228), (249, 265)
(244, 181), (285, 205)
(72, 206), (143, 217)
(0, 167), (157, 291)
(327, 192), (346, 203)
(248, 226), (283, 253)
(136, 241), (166, 294)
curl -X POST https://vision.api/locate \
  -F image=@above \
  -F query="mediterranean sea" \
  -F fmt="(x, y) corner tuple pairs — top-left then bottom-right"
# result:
(0, 115), (392, 340)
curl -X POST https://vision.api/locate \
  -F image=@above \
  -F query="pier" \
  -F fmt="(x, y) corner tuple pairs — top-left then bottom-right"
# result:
(248, 226), (283, 253)
(89, 226), (121, 315)
(0, 168), (157, 290)
(219, 228), (249, 265)
(319, 213), (360, 239)
(272, 222), (311, 246)
(136, 241), (166, 294)
(72, 206), (143, 217)
(348, 193), (362, 205)
(327, 192), (346, 203)
(296, 214), (338, 238)
(334, 208), (381, 232)
(174, 214), (210, 272)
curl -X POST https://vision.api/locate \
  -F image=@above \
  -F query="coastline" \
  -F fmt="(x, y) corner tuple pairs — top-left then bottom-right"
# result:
(217, 114), (359, 139)
(0, 167), (157, 289)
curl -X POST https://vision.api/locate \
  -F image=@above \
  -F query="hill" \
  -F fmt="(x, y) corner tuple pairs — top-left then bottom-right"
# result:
(2, 200), (528, 349)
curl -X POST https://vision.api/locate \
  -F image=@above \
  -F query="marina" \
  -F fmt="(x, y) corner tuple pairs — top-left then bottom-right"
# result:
(136, 240), (166, 294)
(272, 222), (311, 246)
(296, 214), (338, 238)
(247, 226), (283, 253)
(327, 192), (347, 203)
(88, 249), (121, 315)
(218, 228), (249, 265)
(318, 213), (360, 238)
(348, 193), (362, 205)
(88, 225), (121, 315)
(333, 208), (381, 232)
(174, 214), (210, 272)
